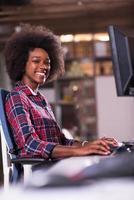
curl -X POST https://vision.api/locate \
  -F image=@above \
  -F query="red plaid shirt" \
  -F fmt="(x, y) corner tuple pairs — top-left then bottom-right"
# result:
(5, 81), (75, 159)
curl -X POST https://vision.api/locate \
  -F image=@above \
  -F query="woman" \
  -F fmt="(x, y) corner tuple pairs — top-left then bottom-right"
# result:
(4, 24), (117, 160)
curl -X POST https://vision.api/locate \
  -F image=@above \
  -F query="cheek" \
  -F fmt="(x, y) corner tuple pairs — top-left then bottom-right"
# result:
(25, 62), (35, 74)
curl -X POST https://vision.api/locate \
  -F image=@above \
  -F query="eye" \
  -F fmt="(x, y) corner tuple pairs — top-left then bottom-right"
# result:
(32, 59), (41, 64)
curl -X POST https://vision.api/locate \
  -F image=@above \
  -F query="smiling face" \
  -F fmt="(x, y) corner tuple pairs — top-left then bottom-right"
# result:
(22, 48), (51, 91)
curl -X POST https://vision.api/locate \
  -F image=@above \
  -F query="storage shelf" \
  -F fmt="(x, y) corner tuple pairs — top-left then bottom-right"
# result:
(94, 56), (111, 61)
(52, 100), (74, 106)
(42, 38), (112, 140)
(58, 75), (94, 82)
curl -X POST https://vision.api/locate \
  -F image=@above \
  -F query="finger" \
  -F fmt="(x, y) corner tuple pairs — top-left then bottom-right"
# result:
(103, 139), (118, 146)
(97, 145), (110, 153)
(97, 140), (110, 150)
(91, 140), (109, 150)
(102, 137), (118, 145)
(88, 148), (110, 155)
(89, 143), (110, 153)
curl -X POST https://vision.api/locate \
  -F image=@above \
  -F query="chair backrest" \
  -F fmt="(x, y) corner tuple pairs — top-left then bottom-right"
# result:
(0, 88), (17, 158)
(0, 88), (48, 185)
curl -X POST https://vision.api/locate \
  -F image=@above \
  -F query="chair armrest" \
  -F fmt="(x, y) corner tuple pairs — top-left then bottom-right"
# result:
(11, 157), (47, 164)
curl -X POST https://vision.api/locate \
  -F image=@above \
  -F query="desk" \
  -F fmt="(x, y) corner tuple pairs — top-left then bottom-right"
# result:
(1, 155), (134, 200)
(1, 178), (134, 200)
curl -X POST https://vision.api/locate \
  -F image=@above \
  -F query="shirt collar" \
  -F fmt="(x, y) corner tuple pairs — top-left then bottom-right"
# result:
(26, 85), (38, 96)
(15, 81), (39, 96)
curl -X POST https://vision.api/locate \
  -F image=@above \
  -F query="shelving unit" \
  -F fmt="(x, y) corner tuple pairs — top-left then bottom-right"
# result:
(40, 33), (113, 141)
(94, 56), (113, 75)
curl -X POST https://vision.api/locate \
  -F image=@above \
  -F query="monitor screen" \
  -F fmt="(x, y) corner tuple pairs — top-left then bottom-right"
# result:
(108, 25), (134, 96)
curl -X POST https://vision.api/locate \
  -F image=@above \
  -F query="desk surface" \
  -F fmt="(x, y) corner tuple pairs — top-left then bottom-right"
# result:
(1, 178), (134, 200)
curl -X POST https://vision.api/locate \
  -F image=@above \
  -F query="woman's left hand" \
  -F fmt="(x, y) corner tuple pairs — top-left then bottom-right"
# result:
(101, 136), (118, 147)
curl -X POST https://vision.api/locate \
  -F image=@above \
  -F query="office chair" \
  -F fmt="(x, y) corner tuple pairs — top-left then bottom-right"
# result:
(0, 88), (51, 186)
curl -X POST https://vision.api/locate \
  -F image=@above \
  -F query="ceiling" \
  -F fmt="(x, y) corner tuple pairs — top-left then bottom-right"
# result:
(0, 0), (134, 43)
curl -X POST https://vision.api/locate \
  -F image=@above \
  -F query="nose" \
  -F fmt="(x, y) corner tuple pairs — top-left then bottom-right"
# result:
(40, 63), (50, 70)
(40, 64), (47, 69)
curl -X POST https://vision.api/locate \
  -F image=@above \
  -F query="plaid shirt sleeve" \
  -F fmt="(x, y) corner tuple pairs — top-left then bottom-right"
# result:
(5, 91), (57, 159)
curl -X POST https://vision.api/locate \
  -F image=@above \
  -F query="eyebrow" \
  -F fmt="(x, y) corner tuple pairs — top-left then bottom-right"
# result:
(32, 56), (40, 59)
(32, 56), (50, 61)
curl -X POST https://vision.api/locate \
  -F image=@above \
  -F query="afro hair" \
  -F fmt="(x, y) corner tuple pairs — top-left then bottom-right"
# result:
(4, 24), (65, 82)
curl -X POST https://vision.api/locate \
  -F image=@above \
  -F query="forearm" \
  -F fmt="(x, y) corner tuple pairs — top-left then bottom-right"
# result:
(72, 140), (82, 147)
(51, 144), (83, 158)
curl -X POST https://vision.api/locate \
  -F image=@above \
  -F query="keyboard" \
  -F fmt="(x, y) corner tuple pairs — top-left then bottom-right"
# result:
(110, 141), (134, 155)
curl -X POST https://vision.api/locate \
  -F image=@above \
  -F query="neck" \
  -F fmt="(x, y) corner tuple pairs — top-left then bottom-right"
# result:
(21, 78), (39, 92)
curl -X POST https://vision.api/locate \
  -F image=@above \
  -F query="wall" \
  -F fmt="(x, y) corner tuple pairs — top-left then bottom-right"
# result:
(95, 76), (134, 142)
(0, 52), (11, 89)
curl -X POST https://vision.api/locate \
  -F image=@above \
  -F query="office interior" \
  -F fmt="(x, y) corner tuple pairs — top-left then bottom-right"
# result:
(0, 0), (134, 198)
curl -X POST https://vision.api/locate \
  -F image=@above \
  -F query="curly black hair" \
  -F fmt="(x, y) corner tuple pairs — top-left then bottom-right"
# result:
(4, 24), (65, 82)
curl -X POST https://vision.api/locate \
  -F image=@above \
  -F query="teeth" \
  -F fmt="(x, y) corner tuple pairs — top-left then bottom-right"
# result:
(36, 72), (45, 76)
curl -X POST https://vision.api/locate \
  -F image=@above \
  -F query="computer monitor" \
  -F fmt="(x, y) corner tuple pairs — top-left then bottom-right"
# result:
(108, 25), (134, 96)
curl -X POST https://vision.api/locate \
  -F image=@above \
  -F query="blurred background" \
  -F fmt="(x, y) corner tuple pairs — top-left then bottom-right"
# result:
(0, 0), (134, 185)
